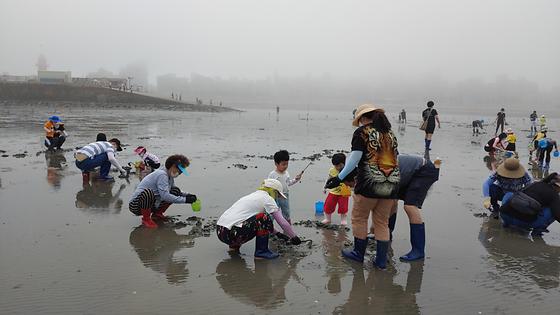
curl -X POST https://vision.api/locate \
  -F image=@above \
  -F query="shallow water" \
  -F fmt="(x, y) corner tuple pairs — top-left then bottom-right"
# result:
(0, 104), (559, 314)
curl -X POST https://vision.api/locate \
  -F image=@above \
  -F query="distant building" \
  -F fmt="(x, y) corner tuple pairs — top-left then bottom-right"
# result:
(0, 74), (37, 82)
(38, 70), (72, 84)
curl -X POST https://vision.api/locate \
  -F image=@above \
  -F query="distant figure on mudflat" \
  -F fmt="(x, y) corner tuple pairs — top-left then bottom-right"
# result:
(44, 115), (67, 151)
(399, 109), (407, 123)
(421, 101), (440, 151)
(494, 108), (506, 135)
(529, 110), (538, 136)
(472, 119), (484, 136)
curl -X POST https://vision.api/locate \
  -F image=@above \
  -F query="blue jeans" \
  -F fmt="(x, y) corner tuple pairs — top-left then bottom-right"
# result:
(276, 193), (290, 221)
(501, 192), (555, 230)
(75, 153), (111, 177)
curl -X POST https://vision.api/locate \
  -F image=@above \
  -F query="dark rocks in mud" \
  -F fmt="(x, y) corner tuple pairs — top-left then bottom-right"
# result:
(173, 216), (217, 238)
(13, 153), (27, 158)
(1, 154), (8, 158)
(293, 219), (350, 231)
(232, 164), (248, 170)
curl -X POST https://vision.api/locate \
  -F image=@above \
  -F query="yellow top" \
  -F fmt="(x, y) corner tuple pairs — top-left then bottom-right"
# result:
(506, 134), (516, 144)
(328, 167), (352, 196)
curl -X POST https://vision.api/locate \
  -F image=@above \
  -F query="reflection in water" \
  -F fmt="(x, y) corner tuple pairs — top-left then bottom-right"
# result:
(45, 151), (67, 189)
(321, 228), (348, 295)
(529, 161), (549, 180)
(75, 181), (125, 212)
(423, 148), (430, 161)
(334, 262), (423, 315)
(478, 219), (560, 290)
(398, 122), (406, 136)
(129, 226), (194, 285)
(216, 254), (303, 310)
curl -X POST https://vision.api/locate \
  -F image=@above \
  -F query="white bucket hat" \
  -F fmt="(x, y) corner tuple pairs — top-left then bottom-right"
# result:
(263, 178), (287, 198)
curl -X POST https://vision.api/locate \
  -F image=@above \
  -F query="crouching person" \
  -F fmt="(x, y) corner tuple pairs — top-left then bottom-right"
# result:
(129, 154), (197, 228)
(216, 179), (302, 259)
(499, 172), (560, 236)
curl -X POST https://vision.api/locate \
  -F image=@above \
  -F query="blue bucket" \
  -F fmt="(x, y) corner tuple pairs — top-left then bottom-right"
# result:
(315, 201), (324, 215)
(554, 150), (560, 158)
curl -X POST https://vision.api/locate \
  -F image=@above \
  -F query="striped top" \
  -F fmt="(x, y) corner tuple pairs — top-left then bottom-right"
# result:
(77, 141), (115, 158)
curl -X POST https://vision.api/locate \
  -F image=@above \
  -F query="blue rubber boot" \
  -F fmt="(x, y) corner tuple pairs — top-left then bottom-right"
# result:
(254, 235), (279, 259)
(400, 223), (425, 261)
(341, 237), (367, 263)
(373, 240), (390, 269)
(388, 213), (397, 241)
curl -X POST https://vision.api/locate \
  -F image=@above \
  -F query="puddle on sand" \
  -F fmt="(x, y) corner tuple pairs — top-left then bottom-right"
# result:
(0, 104), (559, 314)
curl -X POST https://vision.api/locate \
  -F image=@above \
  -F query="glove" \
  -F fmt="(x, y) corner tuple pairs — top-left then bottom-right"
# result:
(290, 236), (302, 245)
(185, 194), (197, 204)
(275, 232), (290, 242)
(483, 198), (491, 209)
(324, 176), (341, 189)
(118, 171), (128, 178)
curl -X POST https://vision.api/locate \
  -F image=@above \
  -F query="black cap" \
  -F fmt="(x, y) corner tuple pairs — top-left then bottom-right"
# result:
(109, 138), (123, 151)
(96, 133), (107, 141)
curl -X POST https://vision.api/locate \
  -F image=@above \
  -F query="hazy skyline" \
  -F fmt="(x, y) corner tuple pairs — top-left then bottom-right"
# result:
(1, 0), (559, 88)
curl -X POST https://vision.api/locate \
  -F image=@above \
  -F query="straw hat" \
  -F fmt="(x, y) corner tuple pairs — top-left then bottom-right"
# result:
(352, 104), (384, 127)
(496, 158), (526, 179)
(506, 128), (513, 134)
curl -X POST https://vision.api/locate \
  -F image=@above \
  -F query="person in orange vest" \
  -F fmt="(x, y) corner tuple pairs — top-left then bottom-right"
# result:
(44, 115), (67, 151)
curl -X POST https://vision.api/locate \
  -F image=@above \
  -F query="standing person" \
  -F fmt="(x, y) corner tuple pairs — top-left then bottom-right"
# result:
(75, 138), (126, 181)
(499, 172), (560, 236)
(494, 108), (506, 135)
(399, 109), (407, 124)
(216, 179), (301, 259)
(529, 111), (538, 136)
(382, 154), (441, 261)
(539, 115), (547, 130)
(472, 119), (484, 136)
(129, 154), (197, 228)
(134, 146), (161, 171)
(44, 115), (67, 151)
(421, 101), (440, 151)
(326, 104), (400, 269)
(482, 157), (532, 218)
(322, 153), (352, 225)
(268, 150), (302, 223)
(505, 128), (517, 152)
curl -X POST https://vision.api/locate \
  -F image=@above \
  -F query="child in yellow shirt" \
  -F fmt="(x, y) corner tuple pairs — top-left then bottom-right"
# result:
(505, 128), (516, 151)
(322, 153), (352, 225)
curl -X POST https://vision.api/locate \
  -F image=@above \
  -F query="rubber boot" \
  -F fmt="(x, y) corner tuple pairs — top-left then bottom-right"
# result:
(141, 208), (158, 228)
(341, 237), (367, 263)
(321, 213), (332, 224)
(152, 204), (171, 220)
(82, 172), (90, 183)
(388, 213), (397, 241)
(340, 214), (347, 226)
(400, 223), (425, 261)
(373, 240), (390, 269)
(254, 235), (279, 259)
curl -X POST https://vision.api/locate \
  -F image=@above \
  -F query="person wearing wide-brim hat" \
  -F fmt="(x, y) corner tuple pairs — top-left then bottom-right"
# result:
(482, 157), (533, 218)
(216, 178), (302, 259)
(326, 103), (399, 269)
(499, 172), (560, 236)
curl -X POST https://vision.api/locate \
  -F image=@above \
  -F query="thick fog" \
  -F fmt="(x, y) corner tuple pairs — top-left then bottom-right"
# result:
(1, 0), (559, 111)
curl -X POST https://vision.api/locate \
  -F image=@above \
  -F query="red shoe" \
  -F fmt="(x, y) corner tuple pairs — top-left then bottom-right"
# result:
(152, 204), (171, 220)
(141, 208), (158, 228)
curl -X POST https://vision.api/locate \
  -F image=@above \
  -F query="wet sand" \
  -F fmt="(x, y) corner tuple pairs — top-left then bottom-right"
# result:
(0, 104), (559, 314)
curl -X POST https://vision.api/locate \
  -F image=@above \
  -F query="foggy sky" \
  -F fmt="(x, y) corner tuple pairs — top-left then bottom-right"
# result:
(1, 0), (559, 88)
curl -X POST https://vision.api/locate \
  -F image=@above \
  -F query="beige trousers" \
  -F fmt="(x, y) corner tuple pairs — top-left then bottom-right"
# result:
(351, 194), (394, 241)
